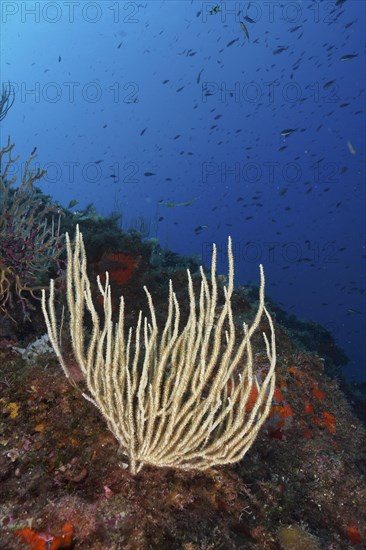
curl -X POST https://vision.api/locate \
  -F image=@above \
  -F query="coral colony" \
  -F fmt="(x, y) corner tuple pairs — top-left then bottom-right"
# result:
(0, 138), (64, 322)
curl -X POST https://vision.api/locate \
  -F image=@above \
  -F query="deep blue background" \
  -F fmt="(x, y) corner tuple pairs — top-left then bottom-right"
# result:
(1, 1), (365, 380)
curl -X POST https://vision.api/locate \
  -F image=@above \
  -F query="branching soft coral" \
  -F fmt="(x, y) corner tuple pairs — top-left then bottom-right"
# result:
(0, 137), (64, 321)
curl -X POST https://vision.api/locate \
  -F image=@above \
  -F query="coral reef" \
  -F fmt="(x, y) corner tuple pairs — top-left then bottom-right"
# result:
(0, 335), (365, 548)
(0, 213), (365, 549)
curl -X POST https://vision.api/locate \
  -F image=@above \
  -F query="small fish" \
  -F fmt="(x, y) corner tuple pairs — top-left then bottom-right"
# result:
(30, 146), (37, 155)
(347, 140), (356, 155)
(273, 46), (289, 55)
(243, 15), (255, 24)
(240, 21), (250, 42)
(280, 128), (297, 137)
(58, 55), (61, 62)
(144, 172), (156, 176)
(140, 128), (147, 136)
(194, 224), (208, 234)
(347, 308), (362, 315)
(68, 199), (78, 208)
(226, 38), (239, 47)
(289, 25), (302, 32)
(323, 80), (335, 89)
(340, 53), (358, 61)
(160, 197), (197, 208)
(208, 5), (221, 15)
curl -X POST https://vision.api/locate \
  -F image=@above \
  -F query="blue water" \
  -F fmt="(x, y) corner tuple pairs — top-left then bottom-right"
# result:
(1, 0), (365, 381)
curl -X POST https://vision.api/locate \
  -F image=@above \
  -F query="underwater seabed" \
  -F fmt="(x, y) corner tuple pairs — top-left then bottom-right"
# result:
(0, 205), (366, 549)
